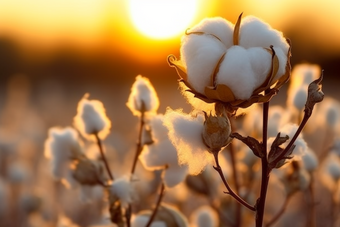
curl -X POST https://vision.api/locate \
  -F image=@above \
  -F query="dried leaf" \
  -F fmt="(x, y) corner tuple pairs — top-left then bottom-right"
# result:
(233, 13), (243, 45)
(204, 84), (236, 103)
(168, 55), (188, 82)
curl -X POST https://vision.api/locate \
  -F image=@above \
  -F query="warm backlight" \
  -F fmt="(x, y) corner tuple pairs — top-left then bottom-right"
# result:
(128, 0), (198, 39)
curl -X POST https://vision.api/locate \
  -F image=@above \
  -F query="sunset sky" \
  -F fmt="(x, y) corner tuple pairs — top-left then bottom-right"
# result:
(0, 0), (339, 85)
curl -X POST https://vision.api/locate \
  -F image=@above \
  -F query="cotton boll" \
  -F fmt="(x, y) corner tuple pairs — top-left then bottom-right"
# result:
(239, 16), (289, 54)
(131, 215), (166, 227)
(188, 17), (234, 48)
(326, 157), (340, 182)
(162, 164), (188, 188)
(216, 45), (256, 100)
(190, 206), (219, 227)
(246, 47), (272, 88)
(290, 64), (321, 88)
(148, 114), (169, 142)
(140, 140), (177, 170)
(268, 105), (290, 137)
(74, 94), (111, 141)
(302, 149), (318, 172)
(181, 34), (227, 94)
(109, 175), (136, 208)
(44, 127), (83, 180)
(126, 75), (159, 116)
(163, 109), (213, 175)
(292, 86), (308, 111)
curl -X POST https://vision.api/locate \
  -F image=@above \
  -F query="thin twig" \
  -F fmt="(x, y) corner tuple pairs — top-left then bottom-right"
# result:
(213, 153), (256, 212)
(127, 111), (145, 227)
(145, 182), (165, 227)
(130, 110), (145, 176)
(95, 133), (114, 181)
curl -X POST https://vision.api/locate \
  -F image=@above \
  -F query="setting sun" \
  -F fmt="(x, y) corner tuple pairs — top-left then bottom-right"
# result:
(128, 0), (198, 39)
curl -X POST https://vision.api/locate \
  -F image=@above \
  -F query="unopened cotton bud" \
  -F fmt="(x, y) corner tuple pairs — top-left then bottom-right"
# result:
(72, 157), (105, 186)
(202, 112), (232, 154)
(73, 94), (111, 141)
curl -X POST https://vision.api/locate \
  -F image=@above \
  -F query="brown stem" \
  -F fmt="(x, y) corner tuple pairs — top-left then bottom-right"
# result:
(127, 111), (145, 227)
(95, 133), (114, 181)
(213, 152), (255, 212)
(145, 182), (165, 227)
(265, 194), (291, 227)
(256, 100), (270, 227)
(130, 111), (145, 176)
(272, 111), (310, 165)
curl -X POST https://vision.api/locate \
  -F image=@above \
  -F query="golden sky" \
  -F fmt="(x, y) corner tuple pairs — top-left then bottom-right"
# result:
(0, 0), (339, 64)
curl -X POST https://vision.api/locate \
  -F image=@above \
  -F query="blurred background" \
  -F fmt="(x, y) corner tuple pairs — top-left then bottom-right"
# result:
(0, 0), (339, 226)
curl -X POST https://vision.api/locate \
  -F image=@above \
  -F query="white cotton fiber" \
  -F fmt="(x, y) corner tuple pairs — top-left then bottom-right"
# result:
(110, 176), (135, 208)
(239, 16), (289, 54)
(181, 34), (227, 94)
(131, 215), (166, 227)
(216, 45), (256, 100)
(302, 149), (318, 172)
(246, 47), (272, 88)
(292, 87), (307, 111)
(163, 109), (213, 175)
(163, 164), (188, 188)
(190, 206), (219, 227)
(188, 17), (234, 48)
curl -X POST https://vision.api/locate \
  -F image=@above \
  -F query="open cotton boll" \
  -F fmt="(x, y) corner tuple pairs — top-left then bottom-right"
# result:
(292, 86), (308, 111)
(148, 114), (169, 141)
(302, 149), (318, 172)
(325, 156), (340, 182)
(131, 215), (166, 227)
(188, 17), (234, 48)
(74, 94), (111, 141)
(246, 47), (272, 88)
(127, 75), (159, 116)
(239, 16), (289, 54)
(44, 127), (83, 179)
(190, 206), (219, 227)
(216, 45), (256, 100)
(163, 109), (213, 175)
(163, 164), (188, 188)
(109, 175), (135, 208)
(181, 34), (227, 94)
(140, 140), (178, 170)
(290, 64), (321, 88)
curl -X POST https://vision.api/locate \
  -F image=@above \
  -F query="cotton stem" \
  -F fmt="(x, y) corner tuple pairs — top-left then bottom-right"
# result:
(95, 133), (114, 181)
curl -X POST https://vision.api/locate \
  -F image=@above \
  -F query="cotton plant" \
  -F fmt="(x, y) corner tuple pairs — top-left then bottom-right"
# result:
(167, 13), (324, 227)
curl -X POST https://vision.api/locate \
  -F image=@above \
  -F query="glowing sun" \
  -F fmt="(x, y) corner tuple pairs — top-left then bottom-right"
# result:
(128, 0), (198, 39)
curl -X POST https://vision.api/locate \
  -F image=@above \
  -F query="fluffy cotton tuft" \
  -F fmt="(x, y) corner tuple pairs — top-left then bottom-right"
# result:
(163, 109), (213, 175)
(126, 75), (159, 116)
(239, 16), (289, 53)
(140, 115), (188, 187)
(131, 215), (166, 227)
(74, 94), (111, 141)
(302, 149), (318, 172)
(110, 175), (135, 208)
(44, 127), (83, 180)
(188, 17), (234, 48)
(190, 206), (219, 227)
(326, 157), (340, 182)
(181, 34), (226, 94)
